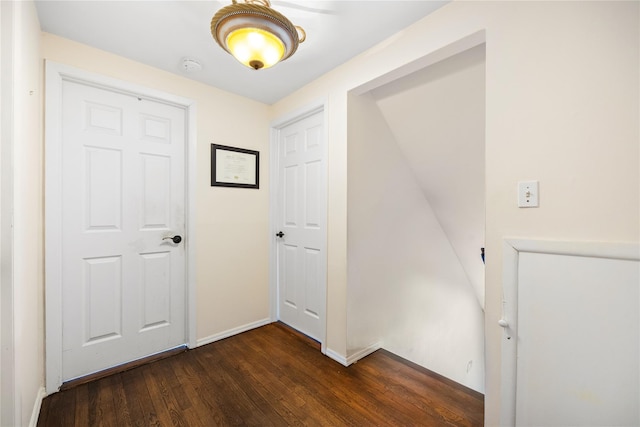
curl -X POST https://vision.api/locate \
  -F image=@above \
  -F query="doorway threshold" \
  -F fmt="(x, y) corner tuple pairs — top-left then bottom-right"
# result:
(59, 345), (188, 391)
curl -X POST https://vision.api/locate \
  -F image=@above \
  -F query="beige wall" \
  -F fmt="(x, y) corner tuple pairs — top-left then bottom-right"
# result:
(42, 33), (272, 343)
(272, 1), (639, 423)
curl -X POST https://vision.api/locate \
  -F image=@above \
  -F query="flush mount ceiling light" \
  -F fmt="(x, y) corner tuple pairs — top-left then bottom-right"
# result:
(211, 0), (306, 70)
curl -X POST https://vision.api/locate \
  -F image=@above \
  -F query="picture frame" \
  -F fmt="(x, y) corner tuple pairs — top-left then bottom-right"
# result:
(211, 144), (260, 189)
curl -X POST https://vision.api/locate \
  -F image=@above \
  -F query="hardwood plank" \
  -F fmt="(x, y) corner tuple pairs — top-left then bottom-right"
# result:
(111, 375), (133, 427)
(142, 362), (191, 427)
(38, 322), (484, 426)
(72, 384), (89, 426)
(213, 341), (290, 425)
(87, 375), (118, 427)
(193, 345), (275, 425)
(120, 366), (162, 427)
(118, 369), (148, 427)
(169, 350), (228, 426)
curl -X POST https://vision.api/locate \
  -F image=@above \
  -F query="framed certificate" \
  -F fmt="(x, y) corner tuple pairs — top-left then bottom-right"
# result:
(211, 144), (259, 189)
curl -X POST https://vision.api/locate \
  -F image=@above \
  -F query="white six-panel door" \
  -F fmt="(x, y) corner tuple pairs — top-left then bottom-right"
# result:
(276, 110), (326, 342)
(60, 80), (186, 381)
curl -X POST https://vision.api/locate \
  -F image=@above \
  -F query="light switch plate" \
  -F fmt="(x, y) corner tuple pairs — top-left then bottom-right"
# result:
(518, 180), (539, 207)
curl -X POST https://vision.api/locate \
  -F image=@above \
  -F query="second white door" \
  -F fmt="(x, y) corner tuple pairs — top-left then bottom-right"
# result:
(60, 80), (187, 381)
(276, 109), (327, 342)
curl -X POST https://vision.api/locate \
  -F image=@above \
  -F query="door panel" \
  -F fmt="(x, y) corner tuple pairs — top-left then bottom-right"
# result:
(304, 161), (321, 228)
(501, 241), (640, 426)
(140, 251), (171, 329)
(303, 248), (321, 318)
(84, 147), (122, 230)
(140, 154), (171, 227)
(277, 110), (326, 342)
(284, 165), (298, 225)
(61, 80), (186, 381)
(516, 252), (639, 426)
(83, 255), (122, 344)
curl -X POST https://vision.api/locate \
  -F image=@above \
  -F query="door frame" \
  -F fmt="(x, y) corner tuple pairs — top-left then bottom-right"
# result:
(269, 99), (328, 354)
(44, 61), (198, 394)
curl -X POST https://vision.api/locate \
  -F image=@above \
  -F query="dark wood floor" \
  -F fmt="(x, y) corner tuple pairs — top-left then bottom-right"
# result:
(38, 323), (484, 426)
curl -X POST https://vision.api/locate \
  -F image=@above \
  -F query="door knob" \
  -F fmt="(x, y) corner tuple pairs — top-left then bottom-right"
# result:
(498, 319), (509, 328)
(163, 235), (182, 244)
(276, 231), (285, 238)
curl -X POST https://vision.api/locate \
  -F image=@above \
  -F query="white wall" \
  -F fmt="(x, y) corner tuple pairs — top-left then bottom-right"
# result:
(347, 44), (486, 392)
(0, 1), (45, 425)
(347, 90), (485, 392)
(272, 2), (639, 423)
(41, 34), (272, 345)
(370, 44), (486, 307)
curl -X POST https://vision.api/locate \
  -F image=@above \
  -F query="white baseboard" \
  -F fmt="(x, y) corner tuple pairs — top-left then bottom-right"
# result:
(196, 318), (272, 347)
(325, 348), (349, 366)
(347, 342), (383, 365)
(29, 386), (46, 427)
(326, 342), (383, 367)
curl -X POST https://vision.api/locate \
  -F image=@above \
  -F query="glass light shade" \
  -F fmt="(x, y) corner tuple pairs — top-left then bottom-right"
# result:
(226, 27), (285, 70)
(211, 1), (304, 70)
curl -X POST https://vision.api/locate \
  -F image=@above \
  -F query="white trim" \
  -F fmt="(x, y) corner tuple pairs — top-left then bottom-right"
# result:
(186, 103), (198, 349)
(44, 60), (63, 395)
(325, 348), (349, 366)
(196, 318), (272, 347)
(326, 342), (383, 367)
(351, 30), (486, 96)
(500, 238), (640, 426)
(504, 238), (638, 261)
(269, 99), (329, 354)
(28, 386), (46, 427)
(268, 126), (279, 324)
(270, 99), (326, 129)
(500, 240), (519, 427)
(0, 2), (16, 425)
(44, 61), (197, 393)
(346, 341), (383, 366)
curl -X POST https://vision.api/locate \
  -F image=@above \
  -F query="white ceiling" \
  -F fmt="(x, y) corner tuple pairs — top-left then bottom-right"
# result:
(35, 0), (448, 104)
